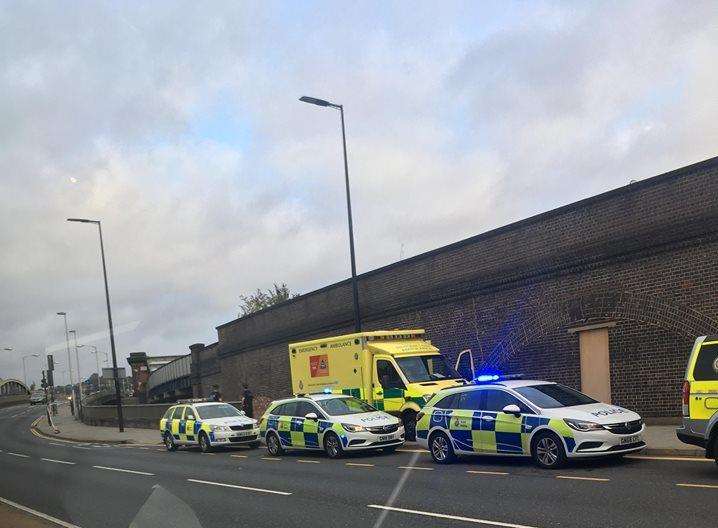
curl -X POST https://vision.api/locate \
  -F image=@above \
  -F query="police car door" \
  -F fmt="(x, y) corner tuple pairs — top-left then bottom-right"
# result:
(288, 402), (308, 448)
(276, 402), (296, 448)
(168, 405), (183, 444)
(184, 406), (198, 444)
(296, 401), (321, 449)
(447, 391), (482, 454)
(480, 389), (529, 455)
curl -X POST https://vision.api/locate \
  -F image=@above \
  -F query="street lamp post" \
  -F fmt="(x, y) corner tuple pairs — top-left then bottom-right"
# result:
(88, 345), (101, 389)
(69, 330), (83, 395)
(56, 312), (75, 394)
(67, 218), (124, 432)
(299, 95), (361, 333)
(22, 354), (40, 388)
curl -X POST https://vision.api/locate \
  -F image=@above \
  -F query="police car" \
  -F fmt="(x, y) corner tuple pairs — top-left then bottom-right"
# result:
(416, 378), (645, 468)
(160, 400), (260, 453)
(259, 393), (405, 458)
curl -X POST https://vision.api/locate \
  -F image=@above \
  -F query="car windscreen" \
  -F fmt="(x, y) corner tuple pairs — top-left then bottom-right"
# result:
(316, 397), (376, 416)
(514, 384), (597, 409)
(195, 404), (243, 419)
(395, 355), (461, 382)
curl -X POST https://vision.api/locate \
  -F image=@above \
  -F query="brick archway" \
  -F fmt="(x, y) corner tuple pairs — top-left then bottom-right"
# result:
(484, 291), (718, 368)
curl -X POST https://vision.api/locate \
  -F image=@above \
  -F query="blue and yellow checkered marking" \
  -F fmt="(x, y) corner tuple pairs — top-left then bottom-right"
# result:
(417, 408), (575, 455)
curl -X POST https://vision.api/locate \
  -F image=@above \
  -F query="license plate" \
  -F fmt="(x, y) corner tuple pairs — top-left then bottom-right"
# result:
(234, 430), (254, 437)
(620, 434), (642, 445)
(378, 434), (395, 442)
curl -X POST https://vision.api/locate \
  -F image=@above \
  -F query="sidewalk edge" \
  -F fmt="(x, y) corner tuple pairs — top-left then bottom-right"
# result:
(30, 416), (133, 445)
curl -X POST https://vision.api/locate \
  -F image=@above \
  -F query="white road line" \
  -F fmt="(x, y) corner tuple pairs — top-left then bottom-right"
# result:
(467, 470), (509, 476)
(261, 457), (282, 461)
(297, 459), (320, 464)
(49, 443), (66, 447)
(396, 448), (428, 453)
(346, 462), (375, 467)
(201, 453), (215, 456)
(72, 446), (92, 450)
(42, 458), (76, 465)
(627, 455), (712, 463)
(187, 478), (292, 496)
(367, 505), (538, 528)
(556, 475), (609, 482)
(676, 483), (718, 489)
(6, 452), (29, 458)
(92, 465), (155, 476)
(0, 496), (81, 528)
(230, 454), (248, 458)
(397, 466), (433, 471)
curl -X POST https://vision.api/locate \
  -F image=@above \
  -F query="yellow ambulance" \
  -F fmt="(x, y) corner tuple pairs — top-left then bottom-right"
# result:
(289, 330), (464, 439)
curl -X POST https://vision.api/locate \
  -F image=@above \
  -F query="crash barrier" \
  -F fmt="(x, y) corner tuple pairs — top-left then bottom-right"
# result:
(0, 394), (30, 409)
(82, 400), (246, 429)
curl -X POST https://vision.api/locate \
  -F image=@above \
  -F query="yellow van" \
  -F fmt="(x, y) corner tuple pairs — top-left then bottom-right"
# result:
(289, 330), (464, 439)
(676, 336), (718, 464)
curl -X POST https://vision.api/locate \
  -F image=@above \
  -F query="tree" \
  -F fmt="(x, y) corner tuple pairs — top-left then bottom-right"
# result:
(239, 283), (299, 317)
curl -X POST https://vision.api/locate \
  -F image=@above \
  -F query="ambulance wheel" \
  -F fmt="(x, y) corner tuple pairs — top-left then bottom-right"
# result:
(324, 432), (344, 459)
(531, 431), (566, 469)
(248, 441), (260, 449)
(266, 432), (285, 456)
(429, 431), (455, 464)
(164, 433), (177, 452)
(198, 432), (213, 453)
(402, 411), (417, 441)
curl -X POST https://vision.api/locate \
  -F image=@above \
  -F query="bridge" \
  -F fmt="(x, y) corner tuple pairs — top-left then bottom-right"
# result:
(147, 354), (191, 403)
(0, 378), (30, 408)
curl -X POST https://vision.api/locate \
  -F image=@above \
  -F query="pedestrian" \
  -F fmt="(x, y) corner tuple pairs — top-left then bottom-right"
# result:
(209, 384), (221, 402)
(242, 382), (254, 418)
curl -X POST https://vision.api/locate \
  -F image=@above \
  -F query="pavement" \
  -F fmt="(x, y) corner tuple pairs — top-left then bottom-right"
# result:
(32, 404), (160, 445)
(2, 402), (717, 528)
(31, 404), (701, 455)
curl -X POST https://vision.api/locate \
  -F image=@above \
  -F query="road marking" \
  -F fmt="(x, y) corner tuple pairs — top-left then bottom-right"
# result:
(396, 448), (427, 453)
(397, 466), (433, 471)
(49, 442), (66, 447)
(201, 453), (215, 456)
(42, 458), (76, 465)
(367, 504), (538, 528)
(556, 475), (609, 482)
(346, 462), (374, 467)
(187, 478), (292, 496)
(0, 496), (81, 528)
(467, 470), (509, 476)
(230, 454), (248, 459)
(6, 452), (29, 458)
(676, 483), (718, 489)
(297, 459), (320, 464)
(627, 455), (713, 463)
(261, 457), (282, 461)
(92, 465), (155, 476)
(139, 447), (150, 450)
(72, 446), (92, 450)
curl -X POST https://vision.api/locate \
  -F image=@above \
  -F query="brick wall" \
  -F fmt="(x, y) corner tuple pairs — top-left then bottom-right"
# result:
(192, 157), (718, 417)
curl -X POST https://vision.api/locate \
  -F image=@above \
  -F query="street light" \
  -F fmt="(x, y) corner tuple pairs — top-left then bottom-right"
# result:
(2, 348), (40, 389)
(56, 312), (74, 389)
(66, 218), (124, 432)
(299, 95), (361, 333)
(87, 345), (101, 388)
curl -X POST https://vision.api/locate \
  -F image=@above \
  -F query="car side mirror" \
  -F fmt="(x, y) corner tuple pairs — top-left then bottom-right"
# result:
(187, 415), (195, 420)
(502, 404), (521, 417)
(304, 412), (318, 421)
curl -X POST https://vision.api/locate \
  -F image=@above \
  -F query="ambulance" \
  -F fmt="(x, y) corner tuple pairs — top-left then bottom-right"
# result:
(289, 330), (464, 439)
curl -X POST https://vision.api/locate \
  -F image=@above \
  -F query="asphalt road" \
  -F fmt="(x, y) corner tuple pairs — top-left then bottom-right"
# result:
(1, 404), (716, 528)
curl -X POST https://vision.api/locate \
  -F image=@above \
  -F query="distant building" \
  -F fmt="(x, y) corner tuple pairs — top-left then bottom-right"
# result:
(98, 367), (131, 394)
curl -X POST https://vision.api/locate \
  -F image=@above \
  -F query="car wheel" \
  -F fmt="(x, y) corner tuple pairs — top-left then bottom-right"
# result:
(164, 433), (177, 452)
(532, 432), (567, 469)
(429, 431), (455, 464)
(266, 432), (285, 456)
(402, 411), (417, 441)
(248, 441), (260, 449)
(324, 432), (344, 459)
(199, 432), (212, 453)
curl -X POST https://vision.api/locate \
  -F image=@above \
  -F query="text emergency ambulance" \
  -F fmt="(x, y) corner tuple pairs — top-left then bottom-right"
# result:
(289, 330), (464, 439)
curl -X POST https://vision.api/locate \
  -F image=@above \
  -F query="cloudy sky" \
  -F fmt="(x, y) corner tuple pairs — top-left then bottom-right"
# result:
(1, 1), (716, 386)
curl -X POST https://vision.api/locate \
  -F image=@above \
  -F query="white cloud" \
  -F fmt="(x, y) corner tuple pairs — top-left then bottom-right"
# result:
(0, 1), (716, 384)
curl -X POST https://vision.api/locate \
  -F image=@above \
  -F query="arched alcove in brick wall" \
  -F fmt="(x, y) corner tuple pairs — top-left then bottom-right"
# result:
(484, 290), (718, 368)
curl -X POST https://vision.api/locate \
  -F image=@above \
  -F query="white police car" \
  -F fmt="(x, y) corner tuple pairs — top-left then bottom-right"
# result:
(416, 379), (645, 468)
(160, 400), (260, 453)
(259, 393), (405, 458)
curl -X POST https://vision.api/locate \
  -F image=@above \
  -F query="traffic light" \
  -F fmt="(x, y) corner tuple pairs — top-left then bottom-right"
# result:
(47, 354), (54, 371)
(41, 371), (47, 389)
(46, 370), (54, 387)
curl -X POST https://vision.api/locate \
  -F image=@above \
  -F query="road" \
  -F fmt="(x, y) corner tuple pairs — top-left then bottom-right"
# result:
(0, 404), (716, 528)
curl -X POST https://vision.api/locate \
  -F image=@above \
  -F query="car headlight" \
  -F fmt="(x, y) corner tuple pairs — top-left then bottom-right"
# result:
(563, 418), (605, 432)
(422, 393), (434, 403)
(341, 423), (366, 432)
(210, 425), (232, 432)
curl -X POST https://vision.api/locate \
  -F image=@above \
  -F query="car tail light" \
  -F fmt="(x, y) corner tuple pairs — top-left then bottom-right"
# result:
(416, 411), (425, 422)
(682, 380), (690, 406)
